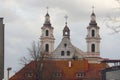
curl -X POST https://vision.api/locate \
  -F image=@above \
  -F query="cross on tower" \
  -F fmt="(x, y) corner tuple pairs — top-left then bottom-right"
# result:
(46, 6), (49, 13)
(64, 15), (68, 25)
(92, 6), (94, 13)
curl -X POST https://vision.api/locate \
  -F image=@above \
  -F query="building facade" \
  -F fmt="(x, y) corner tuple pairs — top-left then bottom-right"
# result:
(9, 10), (109, 80)
(0, 18), (4, 80)
(101, 60), (120, 80)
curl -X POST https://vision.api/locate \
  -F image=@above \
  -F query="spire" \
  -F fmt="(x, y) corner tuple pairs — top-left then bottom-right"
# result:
(44, 7), (51, 26)
(89, 6), (97, 25)
(63, 15), (70, 38)
(91, 6), (96, 21)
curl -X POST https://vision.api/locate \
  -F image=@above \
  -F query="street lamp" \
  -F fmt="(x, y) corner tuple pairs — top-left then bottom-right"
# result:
(7, 67), (12, 80)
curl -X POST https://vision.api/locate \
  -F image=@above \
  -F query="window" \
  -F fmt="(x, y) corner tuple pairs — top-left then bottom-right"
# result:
(64, 43), (67, 47)
(45, 44), (49, 52)
(54, 72), (62, 77)
(91, 44), (95, 52)
(76, 72), (85, 78)
(61, 51), (64, 56)
(25, 72), (32, 77)
(67, 51), (70, 56)
(91, 30), (95, 37)
(46, 30), (49, 36)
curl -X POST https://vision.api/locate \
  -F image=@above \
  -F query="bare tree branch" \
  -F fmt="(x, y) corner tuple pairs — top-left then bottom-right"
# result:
(20, 41), (42, 65)
(104, 0), (120, 34)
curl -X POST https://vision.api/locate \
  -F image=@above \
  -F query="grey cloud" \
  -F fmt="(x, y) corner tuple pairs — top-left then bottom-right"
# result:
(6, 0), (89, 22)
(0, 5), (21, 23)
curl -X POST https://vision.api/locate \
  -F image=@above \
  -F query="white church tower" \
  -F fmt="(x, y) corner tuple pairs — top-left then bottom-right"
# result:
(40, 8), (55, 55)
(86, 9), (101, 58)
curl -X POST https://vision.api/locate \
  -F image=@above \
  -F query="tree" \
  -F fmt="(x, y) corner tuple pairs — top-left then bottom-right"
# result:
(19, 41), (58, 80)
(18, 41), (65, 80)
(105, 0), (120, 33)
(20, 41), (44, 80)
(20, 41), (42, 65)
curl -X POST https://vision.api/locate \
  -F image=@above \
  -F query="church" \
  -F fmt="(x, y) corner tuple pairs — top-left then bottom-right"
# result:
(9, 9), (108, 80)
(40, 8), (101, 63)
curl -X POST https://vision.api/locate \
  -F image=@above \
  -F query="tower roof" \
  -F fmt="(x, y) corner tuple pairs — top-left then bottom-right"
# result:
(89, 7), (97, 26)
(43, 13), (51, 26)
(63, 15), (70, 38)
(63, 22), (70, 31)
(63, 23), (70, 38)
(91, 12), (95, 16)
(45, 12), (50, 17)
(43, 7), (51, 26)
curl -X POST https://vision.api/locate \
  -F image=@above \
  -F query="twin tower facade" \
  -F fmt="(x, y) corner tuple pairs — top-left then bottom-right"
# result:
(40, 10), (101, 63)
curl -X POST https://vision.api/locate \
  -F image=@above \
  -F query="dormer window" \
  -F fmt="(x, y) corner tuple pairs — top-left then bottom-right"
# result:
(25, 72), (32, 77)
(76, 72), (85, 78)
(54, 72), (62, 77)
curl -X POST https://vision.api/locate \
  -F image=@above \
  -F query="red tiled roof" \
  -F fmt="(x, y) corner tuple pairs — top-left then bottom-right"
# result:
(9, 60), (108, 80)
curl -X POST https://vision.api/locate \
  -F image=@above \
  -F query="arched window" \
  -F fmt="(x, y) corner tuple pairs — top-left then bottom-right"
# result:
(91, 30), (95, 37)
(46, 30), (49, 36)
(45, 44), (49, 52)
(91, 44), (95, 52)
(65, 31), (68, 35)
(67, 51), (70, 56)
(61, 51), (64, 56)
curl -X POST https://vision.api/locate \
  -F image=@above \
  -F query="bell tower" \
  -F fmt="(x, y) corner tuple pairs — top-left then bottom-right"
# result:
(63, 15), (70, 39)
(86, 8), (101, 58)
(40, 7), (55, 54)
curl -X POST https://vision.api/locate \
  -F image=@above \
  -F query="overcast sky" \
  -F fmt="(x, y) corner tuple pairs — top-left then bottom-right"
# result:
(0, 0), (120, 79)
